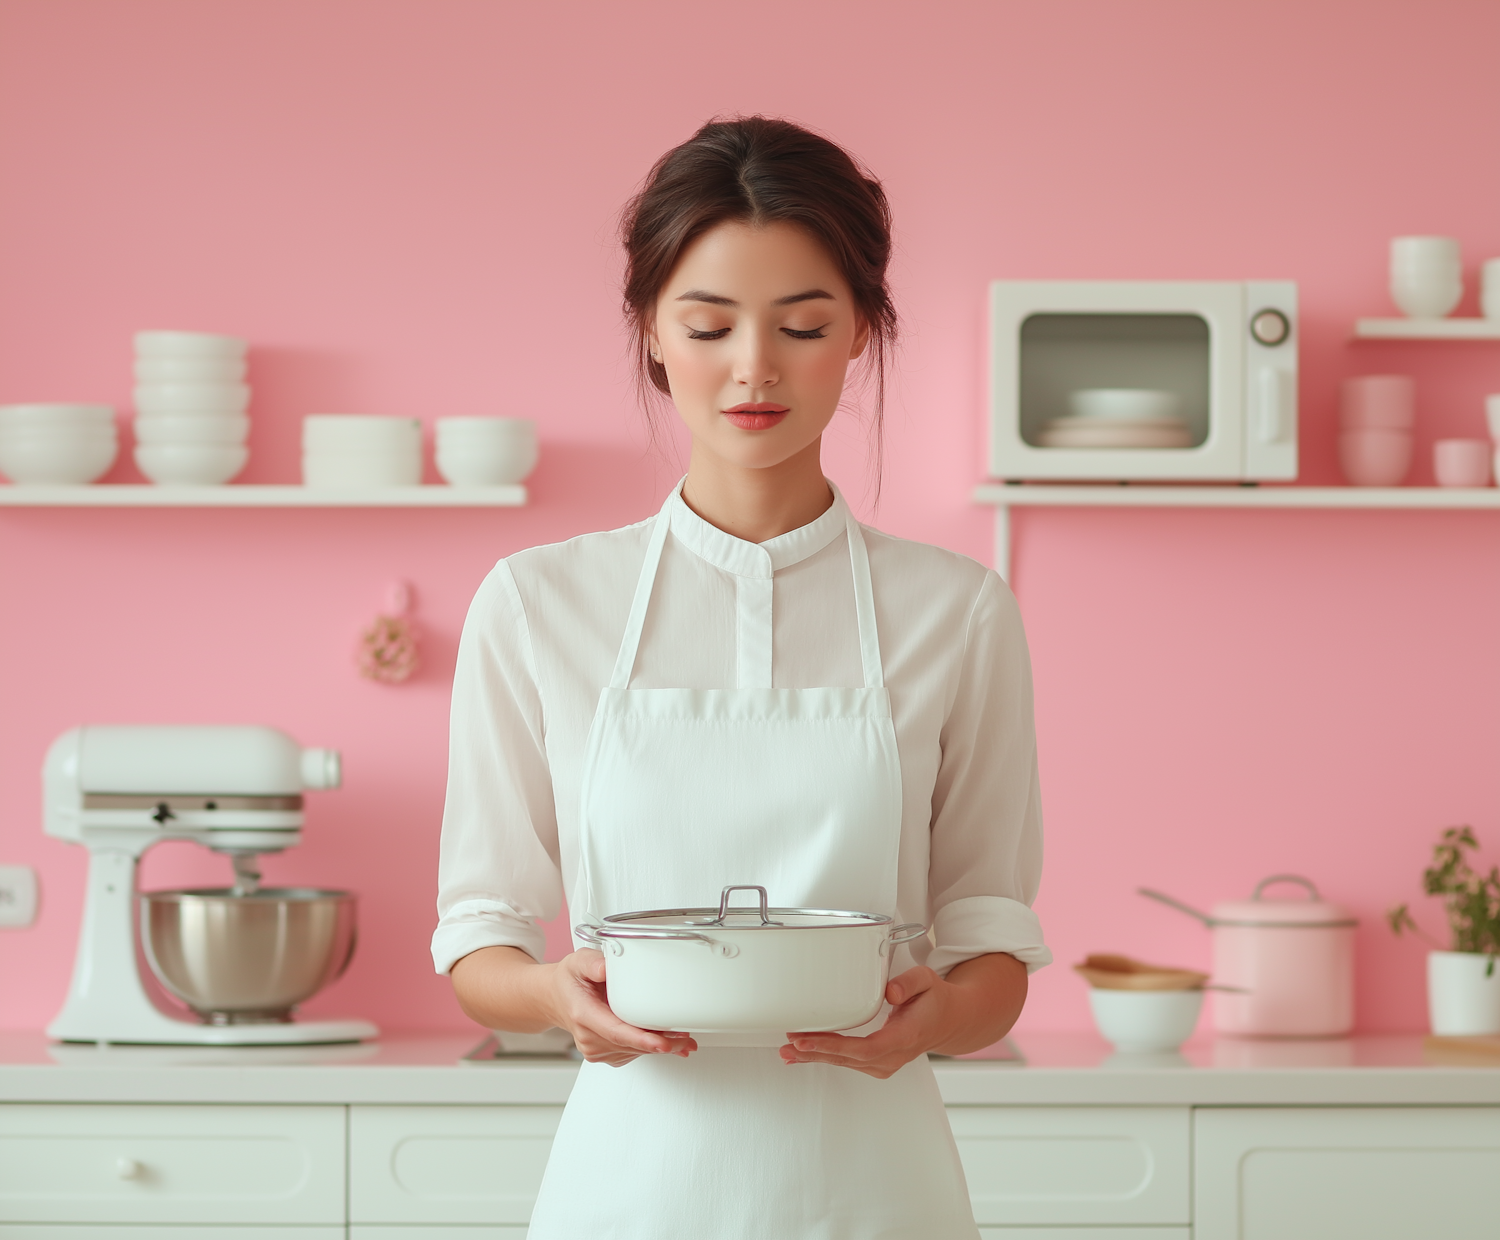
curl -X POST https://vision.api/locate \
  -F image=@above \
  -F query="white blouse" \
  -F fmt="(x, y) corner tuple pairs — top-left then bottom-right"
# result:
(432, 484), (1051, 978)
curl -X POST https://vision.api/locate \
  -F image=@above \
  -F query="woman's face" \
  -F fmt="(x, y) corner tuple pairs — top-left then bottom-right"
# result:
(651, 220), (869, 472)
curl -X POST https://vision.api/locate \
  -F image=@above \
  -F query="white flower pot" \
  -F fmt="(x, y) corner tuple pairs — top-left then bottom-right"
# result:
(1428, 950), (1500, 1035)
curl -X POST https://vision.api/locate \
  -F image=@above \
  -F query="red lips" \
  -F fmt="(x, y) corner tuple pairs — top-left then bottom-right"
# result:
(723, 402), (789, 430)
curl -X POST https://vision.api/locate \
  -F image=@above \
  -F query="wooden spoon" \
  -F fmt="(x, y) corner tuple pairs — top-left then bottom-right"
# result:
(1073, 953), (1209, 992)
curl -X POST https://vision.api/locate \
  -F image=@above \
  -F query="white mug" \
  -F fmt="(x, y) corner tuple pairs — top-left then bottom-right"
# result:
(1485, 394), (1500, 442)
(1390, 236), (1462, 319)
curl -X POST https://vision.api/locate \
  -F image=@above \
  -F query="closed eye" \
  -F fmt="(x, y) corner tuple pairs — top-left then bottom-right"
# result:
(686, 327), (730, 341)
(782, 327), (828, 340)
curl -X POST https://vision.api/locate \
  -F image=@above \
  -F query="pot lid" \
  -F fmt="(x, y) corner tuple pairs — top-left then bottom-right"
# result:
(603, 907), (888, 930)
(1211, 874), (1356, 927)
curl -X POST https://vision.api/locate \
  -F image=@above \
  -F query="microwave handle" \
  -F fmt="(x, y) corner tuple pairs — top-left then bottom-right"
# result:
(1256, 368), (1290, 444)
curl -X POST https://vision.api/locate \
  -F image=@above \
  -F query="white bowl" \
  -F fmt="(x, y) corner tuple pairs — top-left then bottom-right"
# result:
(0, 403), (115, 431)
(1068, 389), (1183, 421)
(302, 451), (420, 488)
(134, 331), (246, 360)
(135, 355), (246, 385)
(302, 415), (422, 451)
(134, 383), (250, 417)
(435, 418), (537, 485)
(135, 442), (248, 485)
(0, 433), (118, 484)
(133, 414), (250, 446)
(1087, 988), (1203, 1053)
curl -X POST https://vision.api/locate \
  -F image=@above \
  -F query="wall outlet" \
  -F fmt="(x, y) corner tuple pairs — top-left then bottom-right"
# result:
(0, 865), (38, 927)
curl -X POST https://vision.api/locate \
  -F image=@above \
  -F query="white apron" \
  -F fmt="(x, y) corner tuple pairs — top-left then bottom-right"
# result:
(527, 489), (978, 1240)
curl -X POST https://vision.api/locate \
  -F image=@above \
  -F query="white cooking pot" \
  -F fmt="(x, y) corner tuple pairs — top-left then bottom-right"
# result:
(576, 885), (927, 1035)
(1139, 875), (1357, 1038)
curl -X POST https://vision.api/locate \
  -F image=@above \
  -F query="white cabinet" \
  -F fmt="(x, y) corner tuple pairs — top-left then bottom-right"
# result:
(1195, 1106), (1500, 1240)
(0, 1105), (345, 1226)
(350, 1105), (563, 1226)
(350, 1231), (529, 1239)
(977, 1232), (1188, 1240)
(949, 1106), (1190, 1226)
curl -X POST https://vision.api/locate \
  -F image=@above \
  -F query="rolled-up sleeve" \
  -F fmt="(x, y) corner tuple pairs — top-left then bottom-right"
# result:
(925, 570), (1051, 976)
(431, 560), (562, 973)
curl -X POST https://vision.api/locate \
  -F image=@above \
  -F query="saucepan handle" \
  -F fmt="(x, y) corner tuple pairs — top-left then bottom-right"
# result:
(881, 923), (929, 955)
(574, 923), (739, 958)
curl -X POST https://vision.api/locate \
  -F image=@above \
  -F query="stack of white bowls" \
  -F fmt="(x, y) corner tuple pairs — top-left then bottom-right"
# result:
(0, 404), (118, 484)
(133, 331), (250, 485)
(303, 416), (422, 487)
(435, 418), (538, 485)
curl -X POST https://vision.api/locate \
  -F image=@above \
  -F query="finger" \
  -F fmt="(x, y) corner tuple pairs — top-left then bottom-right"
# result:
(886, 965), (938, 1007)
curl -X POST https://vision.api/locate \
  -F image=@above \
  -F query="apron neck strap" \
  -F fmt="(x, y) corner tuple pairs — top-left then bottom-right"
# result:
(610, 494), (885, 692)
(846, 514), (884, 690)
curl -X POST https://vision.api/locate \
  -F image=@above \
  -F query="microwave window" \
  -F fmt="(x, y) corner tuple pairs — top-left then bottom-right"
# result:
(1018, 313), (1210, 450)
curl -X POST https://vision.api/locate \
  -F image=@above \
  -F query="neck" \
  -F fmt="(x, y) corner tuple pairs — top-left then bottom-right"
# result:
(680, 439), (833, 544)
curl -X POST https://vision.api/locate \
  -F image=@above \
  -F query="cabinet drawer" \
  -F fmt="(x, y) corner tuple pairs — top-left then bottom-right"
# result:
(0, 1105), (345, 1225)
(949, 1106), (1190, 1226)
(978, 1232), (1189, 1240)
(351, 1230), (529, 1239)
(1195, 1106), (1500, 1240)
(350, 1105), (562, 1225)
(0, 1230), (342, 1239)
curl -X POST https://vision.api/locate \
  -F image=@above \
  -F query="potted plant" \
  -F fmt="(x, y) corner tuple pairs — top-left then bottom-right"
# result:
(1388, 826), (1500, 1036)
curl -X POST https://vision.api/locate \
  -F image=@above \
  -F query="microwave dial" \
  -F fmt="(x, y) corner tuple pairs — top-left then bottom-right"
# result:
(1250, 308), (1291, 346)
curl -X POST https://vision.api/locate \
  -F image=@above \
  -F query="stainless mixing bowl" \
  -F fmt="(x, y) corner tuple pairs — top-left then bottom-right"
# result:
(140, 888), (358, 1024)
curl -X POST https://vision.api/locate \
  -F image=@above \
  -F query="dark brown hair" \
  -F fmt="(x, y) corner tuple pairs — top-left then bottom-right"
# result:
(620, 116), (897, 467)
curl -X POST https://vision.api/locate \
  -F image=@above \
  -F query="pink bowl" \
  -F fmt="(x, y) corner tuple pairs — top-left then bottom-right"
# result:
(1433, 439), (1492, 488)
(1339, 429), (1412, 486)
(1341, 375), (1415, 430)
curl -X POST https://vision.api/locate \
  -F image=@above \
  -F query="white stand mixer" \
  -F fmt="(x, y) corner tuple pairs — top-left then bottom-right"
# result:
(45, 724), (378, 1045)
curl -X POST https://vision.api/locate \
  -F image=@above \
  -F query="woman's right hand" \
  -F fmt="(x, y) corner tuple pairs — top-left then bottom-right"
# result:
(546, 949), (698, 1066)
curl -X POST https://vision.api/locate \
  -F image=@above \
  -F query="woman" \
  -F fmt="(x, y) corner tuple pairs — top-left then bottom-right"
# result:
(433, 116), (1050, 1240)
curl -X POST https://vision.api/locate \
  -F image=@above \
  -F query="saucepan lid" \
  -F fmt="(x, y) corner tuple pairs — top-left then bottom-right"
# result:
(1140, 875), (1357, 928)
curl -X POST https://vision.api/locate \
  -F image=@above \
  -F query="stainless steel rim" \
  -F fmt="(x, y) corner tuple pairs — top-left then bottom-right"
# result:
(599, 907), (893, 931)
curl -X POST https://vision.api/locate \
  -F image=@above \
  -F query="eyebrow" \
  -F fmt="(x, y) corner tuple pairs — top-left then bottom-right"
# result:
(675, 288), (836, 307)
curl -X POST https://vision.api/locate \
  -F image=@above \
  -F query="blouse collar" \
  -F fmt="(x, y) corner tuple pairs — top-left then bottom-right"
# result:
(664, 478), (850, 579)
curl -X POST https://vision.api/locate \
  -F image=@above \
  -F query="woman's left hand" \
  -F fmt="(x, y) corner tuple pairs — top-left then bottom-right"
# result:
(779, 952), (1027, 1079)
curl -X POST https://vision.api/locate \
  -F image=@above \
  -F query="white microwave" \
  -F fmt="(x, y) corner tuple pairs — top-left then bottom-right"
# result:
(988, 280), (1298, 481)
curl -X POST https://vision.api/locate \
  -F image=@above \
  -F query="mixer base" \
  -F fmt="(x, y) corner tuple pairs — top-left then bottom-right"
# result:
(52, 1017), (379, 1046)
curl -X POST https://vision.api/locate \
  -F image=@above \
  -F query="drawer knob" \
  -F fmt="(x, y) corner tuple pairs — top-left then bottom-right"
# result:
(116, 1157), (144, 1180)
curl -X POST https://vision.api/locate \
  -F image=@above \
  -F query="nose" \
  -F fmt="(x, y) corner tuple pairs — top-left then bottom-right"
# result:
(731, 323), (778, 389)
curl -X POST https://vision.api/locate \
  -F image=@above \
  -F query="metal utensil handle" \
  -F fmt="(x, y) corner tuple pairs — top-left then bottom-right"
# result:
(719, 885), (775, 925)
(573, 923), (738, 958)
(1137, 887), (1215, 926)
(1251, 874), (1321, 902)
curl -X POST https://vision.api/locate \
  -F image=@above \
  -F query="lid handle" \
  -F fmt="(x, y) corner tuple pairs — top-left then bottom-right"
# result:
(1252, 874), (1321, 902)
(1137, 887), (1215, 926)
(716, 885), (782, 926)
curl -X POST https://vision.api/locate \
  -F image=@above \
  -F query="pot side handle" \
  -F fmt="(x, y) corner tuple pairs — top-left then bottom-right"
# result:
(881, 923), (929, 955)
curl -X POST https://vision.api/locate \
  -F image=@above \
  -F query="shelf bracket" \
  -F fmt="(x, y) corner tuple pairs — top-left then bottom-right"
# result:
(993, 503), (1011, 582)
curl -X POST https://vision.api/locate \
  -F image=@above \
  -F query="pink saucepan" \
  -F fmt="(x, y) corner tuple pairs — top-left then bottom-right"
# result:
(1139, 875), (1357, 1038)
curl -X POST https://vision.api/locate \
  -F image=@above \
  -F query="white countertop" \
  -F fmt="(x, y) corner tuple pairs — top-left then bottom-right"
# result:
(0, 1030), (1494, 1107)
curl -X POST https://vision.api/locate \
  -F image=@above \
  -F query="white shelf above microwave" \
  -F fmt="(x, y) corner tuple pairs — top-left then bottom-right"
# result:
(974, 483), (1500, 580)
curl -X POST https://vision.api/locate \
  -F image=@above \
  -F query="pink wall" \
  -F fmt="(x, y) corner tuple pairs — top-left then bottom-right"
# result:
(3, 0), (1499, 1036)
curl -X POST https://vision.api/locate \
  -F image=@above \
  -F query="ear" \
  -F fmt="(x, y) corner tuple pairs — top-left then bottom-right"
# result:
(646, 320), (662, 365)
(849, 314), (871, 362)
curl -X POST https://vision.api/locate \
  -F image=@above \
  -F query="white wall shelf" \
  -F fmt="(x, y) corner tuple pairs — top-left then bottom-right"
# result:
(0, 484), (527, 508)
(1353, 318), (1500, 340)
(974, 484), (1500, 579)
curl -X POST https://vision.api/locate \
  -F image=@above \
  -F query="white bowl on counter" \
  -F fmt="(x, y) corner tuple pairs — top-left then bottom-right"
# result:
(134, 330), (247, 360)
(1088, 988), (1203, 1053)
(134, 414), (250, 446)
(435, 417), (538, 486)
(135, 442), (248, 485)
(1068, 388), (1182, 421)
(134, 382), (251, 418)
